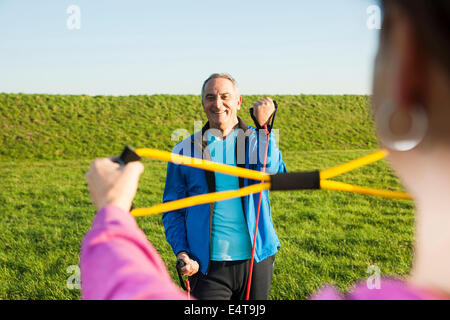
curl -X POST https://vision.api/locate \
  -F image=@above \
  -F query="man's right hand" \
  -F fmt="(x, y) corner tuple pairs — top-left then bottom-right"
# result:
(252, 97), (276, 128)
(176, 252), (199, 276)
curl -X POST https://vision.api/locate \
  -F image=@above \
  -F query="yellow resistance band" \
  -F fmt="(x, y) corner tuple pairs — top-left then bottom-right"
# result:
(136, 148), (270, 182)
(128, 148), (411, 217)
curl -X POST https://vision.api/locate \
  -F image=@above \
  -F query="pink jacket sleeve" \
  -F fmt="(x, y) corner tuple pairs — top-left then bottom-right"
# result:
(80, 205), (189, 300)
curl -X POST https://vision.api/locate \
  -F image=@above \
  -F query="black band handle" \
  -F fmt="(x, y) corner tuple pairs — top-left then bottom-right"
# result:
(270, 171), (321, 191)
(114, 146), (142, 166)
(176, 259), (187, 291)
(250, 100), (278, 133)
(112, 146), (142, 211)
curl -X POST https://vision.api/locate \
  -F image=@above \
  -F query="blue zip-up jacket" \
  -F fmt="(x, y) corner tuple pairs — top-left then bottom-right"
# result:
(162, 118), (287, 275)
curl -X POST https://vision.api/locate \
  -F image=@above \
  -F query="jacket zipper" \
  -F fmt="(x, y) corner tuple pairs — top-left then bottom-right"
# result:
(194, 135), (215, 276)
(206, 201), (214, 275)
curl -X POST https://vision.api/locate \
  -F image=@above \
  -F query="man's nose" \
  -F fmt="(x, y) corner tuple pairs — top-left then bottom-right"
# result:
(213, 96), (224, 108)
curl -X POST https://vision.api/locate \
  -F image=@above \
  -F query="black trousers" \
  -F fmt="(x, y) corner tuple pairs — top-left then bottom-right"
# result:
(189, 255), (275, 300)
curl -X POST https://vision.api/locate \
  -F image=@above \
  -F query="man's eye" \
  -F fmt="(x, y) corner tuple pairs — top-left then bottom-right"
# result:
(221, 95), (230, 100)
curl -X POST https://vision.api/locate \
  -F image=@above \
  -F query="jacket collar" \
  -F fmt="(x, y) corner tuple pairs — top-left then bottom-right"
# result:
(192, 117), (250, 195)
(200, 116), (249, 136)
(194, 117), (250, 151)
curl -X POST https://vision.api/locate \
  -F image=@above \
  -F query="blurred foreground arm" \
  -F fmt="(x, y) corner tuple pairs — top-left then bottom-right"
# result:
(81, 158), (187, 300)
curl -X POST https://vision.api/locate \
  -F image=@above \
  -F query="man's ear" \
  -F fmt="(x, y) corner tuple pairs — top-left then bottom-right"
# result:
(237, 96), (242, 110)
(393, 10), (426, 111)
(201, 96), (206, 111)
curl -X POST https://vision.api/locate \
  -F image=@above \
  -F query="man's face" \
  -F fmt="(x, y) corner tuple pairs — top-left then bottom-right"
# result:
(202, 77), (242, 130)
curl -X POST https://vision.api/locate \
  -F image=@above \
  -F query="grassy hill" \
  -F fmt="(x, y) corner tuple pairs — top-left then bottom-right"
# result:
(0, 94), (414, 300)
(0, 93), (378, 160)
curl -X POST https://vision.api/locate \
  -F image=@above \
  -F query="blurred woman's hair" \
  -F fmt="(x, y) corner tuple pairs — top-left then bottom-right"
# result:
(380, 0), (450, 75)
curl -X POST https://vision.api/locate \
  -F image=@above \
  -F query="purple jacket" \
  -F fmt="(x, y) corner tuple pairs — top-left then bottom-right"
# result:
(81, 205), (187, 299)
(310, 280), (444, 300)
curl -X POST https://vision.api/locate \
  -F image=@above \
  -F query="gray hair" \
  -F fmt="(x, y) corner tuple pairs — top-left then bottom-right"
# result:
(201, 73), (239, 98)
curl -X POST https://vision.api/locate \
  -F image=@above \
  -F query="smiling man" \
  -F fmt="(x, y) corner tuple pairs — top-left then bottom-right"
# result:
(162, 73), (286, 300)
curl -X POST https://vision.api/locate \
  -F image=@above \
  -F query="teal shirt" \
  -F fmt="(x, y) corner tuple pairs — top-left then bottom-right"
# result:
(207, 128), (252, 261)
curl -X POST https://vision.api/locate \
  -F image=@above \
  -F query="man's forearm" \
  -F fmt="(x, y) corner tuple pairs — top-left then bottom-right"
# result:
(255, 130), (285, 174)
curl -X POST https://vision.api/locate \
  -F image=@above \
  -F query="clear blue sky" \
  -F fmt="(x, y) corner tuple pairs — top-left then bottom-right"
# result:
(0, 0), (381, 95)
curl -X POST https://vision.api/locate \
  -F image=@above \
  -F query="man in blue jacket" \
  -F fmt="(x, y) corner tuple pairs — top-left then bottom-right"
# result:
(162, 73), (286, 300)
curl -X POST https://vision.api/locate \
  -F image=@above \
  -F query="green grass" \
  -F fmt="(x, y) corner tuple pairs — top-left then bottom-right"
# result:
(0, 93), (377, 160)
(0, 94), (415, 299)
